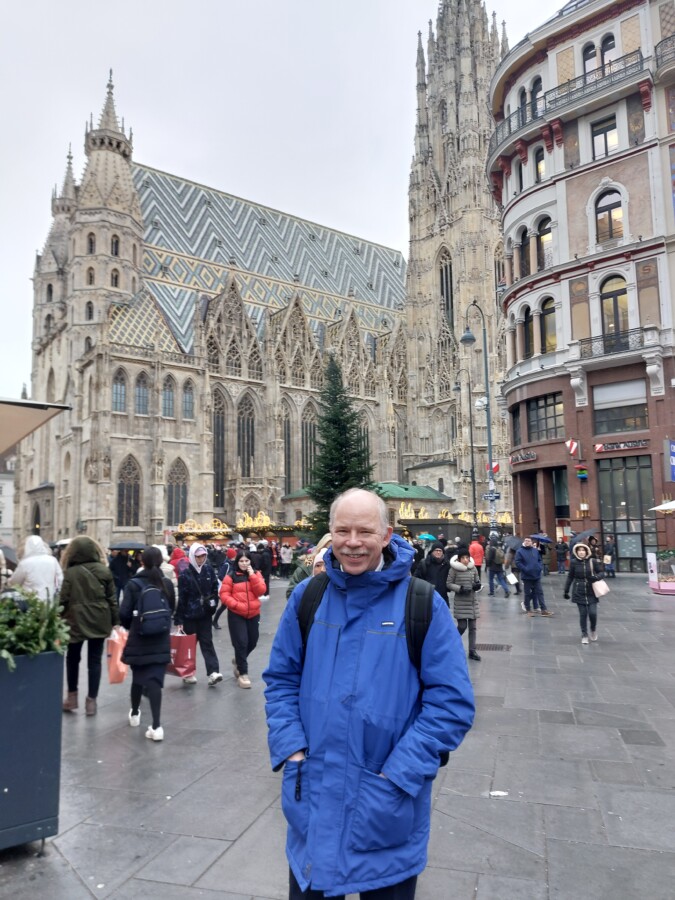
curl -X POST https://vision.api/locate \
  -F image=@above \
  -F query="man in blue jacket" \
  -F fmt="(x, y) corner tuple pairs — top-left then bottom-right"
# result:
(264, 488), (475, 899)
(514, 536), (554, 618)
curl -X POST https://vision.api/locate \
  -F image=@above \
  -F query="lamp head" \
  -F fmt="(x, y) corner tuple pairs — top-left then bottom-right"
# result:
(453, 381), (461, 393)
(460, 326), (476, 346)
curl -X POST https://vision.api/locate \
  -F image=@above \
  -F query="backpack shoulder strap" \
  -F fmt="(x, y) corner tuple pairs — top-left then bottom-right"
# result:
(404, 576), (434, 673)
(297, 572), (330, 652)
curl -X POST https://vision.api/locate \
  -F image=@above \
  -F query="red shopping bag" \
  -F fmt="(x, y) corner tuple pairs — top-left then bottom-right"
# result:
(107, 627), (129, 684)
(167, 628), (197, 678)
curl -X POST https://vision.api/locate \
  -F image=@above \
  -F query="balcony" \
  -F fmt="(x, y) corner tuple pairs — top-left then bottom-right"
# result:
(578, 327), (644, 359)
(655, 33), (675, 73)
(488, 49), (645, 160)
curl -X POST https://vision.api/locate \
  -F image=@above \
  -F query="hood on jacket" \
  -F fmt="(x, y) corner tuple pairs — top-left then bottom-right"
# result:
(22, 535), (51, 559)
(189, 543), (207, 572)
(324, 533), (414, 587)
(64, 536), (103, 567)
(169, 547), (186, 563)
(450, 555), (476, 572)
(572, 542), (592, 560)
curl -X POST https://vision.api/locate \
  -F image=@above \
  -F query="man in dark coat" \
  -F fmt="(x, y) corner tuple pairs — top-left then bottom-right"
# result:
(414, 541), (450, 604)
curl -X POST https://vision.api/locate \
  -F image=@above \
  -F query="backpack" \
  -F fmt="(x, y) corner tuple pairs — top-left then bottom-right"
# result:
(135, 582), (172, 636)
(297, 573), (449, 767)
(493, 547), (505, 565)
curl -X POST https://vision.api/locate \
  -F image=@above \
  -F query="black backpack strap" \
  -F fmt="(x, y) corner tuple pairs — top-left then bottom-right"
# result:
(296, 573), (330, 653)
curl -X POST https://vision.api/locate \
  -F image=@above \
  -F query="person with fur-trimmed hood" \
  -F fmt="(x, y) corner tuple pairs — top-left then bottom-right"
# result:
(447, 547), (483, 661)
(564, 542), (602, 645)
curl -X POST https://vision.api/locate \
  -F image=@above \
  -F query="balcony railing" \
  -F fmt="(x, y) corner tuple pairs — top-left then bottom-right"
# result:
(488, 49), (645, 158)
(655, 33), (675, 70)
(578, 327), (644, 359)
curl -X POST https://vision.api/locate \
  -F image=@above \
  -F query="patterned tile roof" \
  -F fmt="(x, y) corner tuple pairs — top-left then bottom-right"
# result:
(129, 165), (406, 352)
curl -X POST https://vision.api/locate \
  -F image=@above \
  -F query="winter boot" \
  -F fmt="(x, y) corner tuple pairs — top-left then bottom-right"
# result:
(62, 691), (79, 712)
(85, 696), (97, 716)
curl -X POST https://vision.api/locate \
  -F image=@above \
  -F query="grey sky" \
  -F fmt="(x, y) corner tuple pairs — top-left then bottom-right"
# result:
(0, 0), (561, 400)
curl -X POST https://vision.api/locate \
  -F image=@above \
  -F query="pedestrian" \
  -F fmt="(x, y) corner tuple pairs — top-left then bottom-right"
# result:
(214, 547), (238, 629)
(257, 541), (272, 600)
(486, 538), (511, 597)
(279, 543), (293, 578)
(285, 534), (332, 599)
(8, 535), (63, 601)
(555, 539), (568, 575)
(468, 534), (485, 580)
(514, 537), (554, 617)
(414, 540), (450, 604)
(119, 546), (175, 741)
(168, 545), (189, 576)
(311, 548), (328, 575)
(153, 544), (178, 592)
(175, 543), (223, 686)
(447, 547), (482, 661)
(504, 545), (522, 596)
(264, 488), (474, 899)
(60, 536), (119, 715)
(219, 550), (266, 688)
(564, 542), (601, 644)
(602, 535), (617, 578)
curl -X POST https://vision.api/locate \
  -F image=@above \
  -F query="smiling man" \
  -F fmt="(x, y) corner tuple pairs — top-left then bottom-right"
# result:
(263, 488), (475, 900)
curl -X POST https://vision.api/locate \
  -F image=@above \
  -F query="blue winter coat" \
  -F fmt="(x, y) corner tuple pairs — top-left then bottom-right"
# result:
(263, 534), (475, 896)
(514, 545), (543, 581)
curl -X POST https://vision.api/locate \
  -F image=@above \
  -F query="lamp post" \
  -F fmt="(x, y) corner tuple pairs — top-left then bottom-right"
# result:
(453, 369), (477, 529)
(460, 300), (498, 534)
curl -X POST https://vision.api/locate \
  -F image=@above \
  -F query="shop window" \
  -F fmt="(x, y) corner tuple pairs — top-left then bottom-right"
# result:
(527, 392), (564, 441)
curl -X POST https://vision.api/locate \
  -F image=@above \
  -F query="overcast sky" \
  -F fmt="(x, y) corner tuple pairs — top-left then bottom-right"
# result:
(0, 0), (561, 400)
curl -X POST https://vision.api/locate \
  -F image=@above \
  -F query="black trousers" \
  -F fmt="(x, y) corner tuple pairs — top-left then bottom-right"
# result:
(456, 618), (477, 653)
(227, 611), (259, 675)
(578, 601), (598, 636)
(183, 615), (220, 676)
(66, 638), (105, 697)
(289, 869), (417, 900)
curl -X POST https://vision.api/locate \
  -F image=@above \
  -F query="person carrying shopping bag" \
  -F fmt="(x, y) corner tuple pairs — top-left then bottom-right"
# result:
(219, 550), (266, 689)
(564, 542), (603, 645)
(119, 546), (175, 741)
(175, 543), (223, 686)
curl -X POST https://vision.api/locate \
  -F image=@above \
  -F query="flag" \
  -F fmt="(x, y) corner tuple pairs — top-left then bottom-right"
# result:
(485, 462), (499, 474)
(565, 439), (578, 457)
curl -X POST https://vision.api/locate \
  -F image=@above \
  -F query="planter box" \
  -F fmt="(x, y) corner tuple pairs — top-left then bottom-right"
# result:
(650, 582), (675, 596)
(0, 651), (63, 850)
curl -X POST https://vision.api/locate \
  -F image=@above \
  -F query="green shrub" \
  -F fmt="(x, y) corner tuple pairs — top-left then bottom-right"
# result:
(0, 588), (70, 672)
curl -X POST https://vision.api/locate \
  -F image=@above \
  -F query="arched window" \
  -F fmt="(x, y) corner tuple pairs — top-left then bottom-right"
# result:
(249, 348), (263, 380)
(282, 402), (292, 495)
(87, 267), (95, 286)
(135, 372), (149, 415)
(583, 43), (597, 76)
(531, 77), (544, 118)
(237, 395), (255, 478)
(519, 230), (530, 278)
(439, 250), (453, 328)
(85, 301), (94, 321)
(226, 342), (241, 377)
(213, 390), (226, 507)
(518, 88), (528, 126)
(207, 335), (220, 371)
(301, 406), (317, 488)
(132, 244), (137, 266)
(601, 34), (617, 71)
(523, 306), (535, 359)
(112, 370), (127, 412)
(84, 336), (93, 353)
(291, 355), (304, 387)
(117, 455), (141, 526)
(540, 298), (557, 353)
(536, 217), (552, 270)
(46, 368), (55, 403)
(357, 415), (370, 469)
(515, 161), (523, 193)
(534, 147), (545, 183)
(46, 283), (53, 303)
(166, 459), (188, 525)
(595, 190), (623, 243)
(111, 234), (120, 257)
(310, 358), (322, 390)
(111, 269), (120, 288)
(87, 233), (96, 255)
(182, 381), (194, 420)
(162, 376), (175, 417)
(45, 314), (53, 335)
(601, 276), (629, 351)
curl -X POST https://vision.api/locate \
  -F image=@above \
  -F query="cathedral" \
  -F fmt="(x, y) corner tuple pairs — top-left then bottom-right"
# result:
(16, 0), (511, 545)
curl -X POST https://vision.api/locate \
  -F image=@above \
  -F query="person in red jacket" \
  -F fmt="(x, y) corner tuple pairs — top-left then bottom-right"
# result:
(219, 551), (266, 689)
(469, 536), (485, 581)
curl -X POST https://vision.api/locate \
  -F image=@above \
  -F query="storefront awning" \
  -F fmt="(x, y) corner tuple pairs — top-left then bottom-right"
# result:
(0, 398), (70, 454)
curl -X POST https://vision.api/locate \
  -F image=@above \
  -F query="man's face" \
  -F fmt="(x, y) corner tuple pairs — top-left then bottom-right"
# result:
(523, 538), (532, 548)
(331, 492), (393, 575)
(432, 548), (444, 561)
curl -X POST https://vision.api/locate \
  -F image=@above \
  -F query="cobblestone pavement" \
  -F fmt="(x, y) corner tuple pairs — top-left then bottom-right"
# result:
(2, 572), (675, 899)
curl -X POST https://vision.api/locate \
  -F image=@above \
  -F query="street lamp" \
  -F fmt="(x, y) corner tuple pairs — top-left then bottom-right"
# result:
(453, 369), (477, 529)
(460, 300), (498, 533)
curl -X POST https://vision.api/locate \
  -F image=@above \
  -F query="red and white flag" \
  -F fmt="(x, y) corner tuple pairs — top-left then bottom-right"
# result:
(485, 462), (500, 475)
(565, 439), (578, 457)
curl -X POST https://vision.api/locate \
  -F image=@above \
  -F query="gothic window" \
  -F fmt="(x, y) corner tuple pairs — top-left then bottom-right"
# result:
(46, 284), (53, 302)
(87, 267), (95, 286)
(111, 269), (120, 288)
(166, 458), (188, 526)
(357, 416), (370, 469)
(536, 217), (553, 270)
(439, 250), (454, 329)
(291, 355), (305, 387)
(182, 380), (194, 419)
(595, 190), (623, 243)
(244, 494), (259, 517)
(87, 233), (96, 255)
(439, 99), (447, 126)
(276, 350), (288, 384)
(226, 342), (242, 377)
(249, 347), (263, 380)
(117, 455), (141, 527)
(523, 306), (534, 359)
(364, 363), (376, 398)
(135, 372), (149, 415)
(310, 357), (322, 390)
(213, 390), (226, 507)
(46, 368), (55, 403)
(540, 298), (557, 353)
(301, 406), (317, 488)
(282, 402), (292, 496)
(162, 376), (175, 417)
(439, 372), (452, 398)
(45, 314), (53, 334)
(111, 234), (120, 257)
(348, 368), (359, 396)
(237, 395), (255, 478)
(85, 301), (94, 321)
(397, 373), (408, 403)
(112, 369), (126, 412)
(132, 244), (137, 265)
(207, 335), (220, 371)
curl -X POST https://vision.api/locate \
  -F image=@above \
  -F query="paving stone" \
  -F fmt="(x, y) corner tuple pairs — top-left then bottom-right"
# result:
(542, 804), (608, 844)
(492, 757), (598, 808)
(540, 722), (630, 762)
(476, 872), (548, 900)
(589, 760), (644, 786)
(538, 710), (575, 725)
(0, 844), (94, 899)
(618, 729), (665, 746)
(135, 834), (231, 885)
(595, 784), (675, 852)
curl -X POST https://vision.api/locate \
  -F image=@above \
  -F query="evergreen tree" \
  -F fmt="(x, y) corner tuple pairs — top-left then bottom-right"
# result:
(306, 354), (375, 537)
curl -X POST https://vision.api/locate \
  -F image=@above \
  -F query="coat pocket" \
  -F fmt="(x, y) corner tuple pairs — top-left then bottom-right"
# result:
(350, 768), (414, 852)
(281, 759), (310, 838)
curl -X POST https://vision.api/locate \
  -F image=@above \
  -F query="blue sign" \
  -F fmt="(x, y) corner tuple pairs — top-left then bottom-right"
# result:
(671, 440), (675, 481)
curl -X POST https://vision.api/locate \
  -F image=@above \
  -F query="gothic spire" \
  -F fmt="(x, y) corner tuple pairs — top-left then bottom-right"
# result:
(51, 146), (76, 216)
(84, 72), (133, 160)
(98, 69), (121, 132)
(501, 20), (509, 57)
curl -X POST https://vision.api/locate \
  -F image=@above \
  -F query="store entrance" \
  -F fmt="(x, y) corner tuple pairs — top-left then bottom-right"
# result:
(597, 455), (656, 573)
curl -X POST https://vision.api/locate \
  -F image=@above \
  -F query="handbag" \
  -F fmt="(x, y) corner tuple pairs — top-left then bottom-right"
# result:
(506, 572), (518, 585)
(107, 626), (129, 684)
(603, 554), (612, 565)
(592, 579), (610, 598)
(167, 627), (197, 678)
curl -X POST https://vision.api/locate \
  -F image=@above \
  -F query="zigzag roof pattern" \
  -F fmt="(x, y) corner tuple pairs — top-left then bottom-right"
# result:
(131, 165), (406, 352)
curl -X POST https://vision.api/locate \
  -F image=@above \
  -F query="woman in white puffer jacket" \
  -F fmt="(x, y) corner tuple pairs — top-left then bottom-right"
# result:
(8, 535), (64, 601)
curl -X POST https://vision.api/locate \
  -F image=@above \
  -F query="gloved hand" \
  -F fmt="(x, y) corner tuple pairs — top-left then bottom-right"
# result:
(459, 585), (471, 595)
(472, 582), (481, 592)
(563, 593), (570, 600)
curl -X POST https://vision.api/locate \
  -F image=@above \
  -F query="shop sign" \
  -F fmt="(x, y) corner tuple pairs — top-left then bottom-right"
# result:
(509, 450), (537, 465)
(594, 440), (649, 453)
